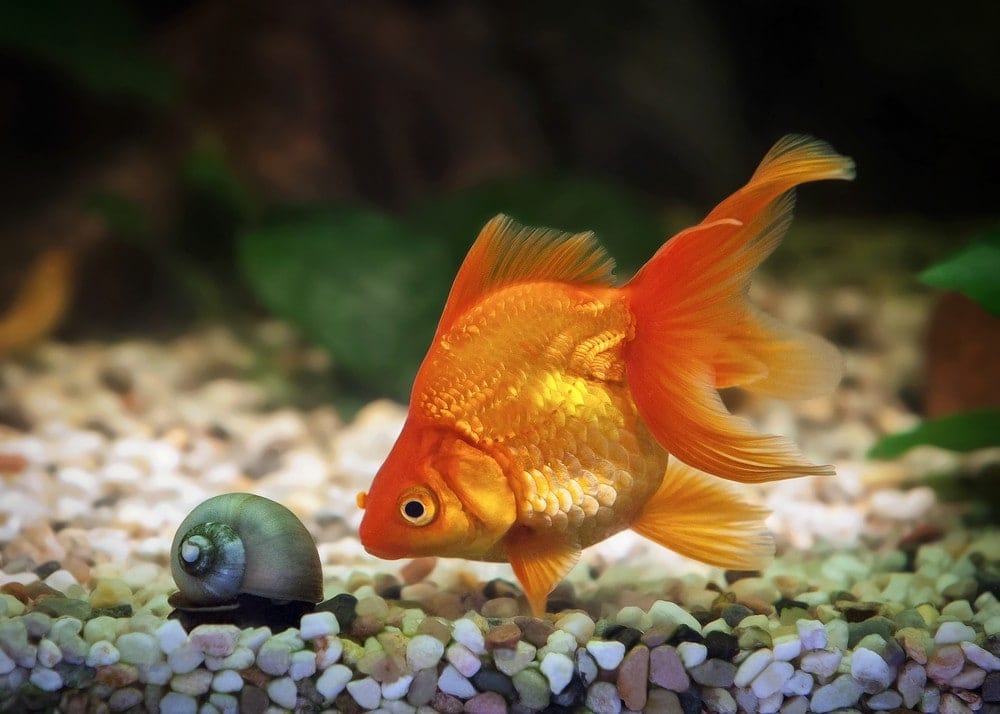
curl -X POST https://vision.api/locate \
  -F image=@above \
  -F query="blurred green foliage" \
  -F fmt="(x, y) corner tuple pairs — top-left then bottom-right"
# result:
(868, 229), (1000, 460)
(0, 0), (172, 104)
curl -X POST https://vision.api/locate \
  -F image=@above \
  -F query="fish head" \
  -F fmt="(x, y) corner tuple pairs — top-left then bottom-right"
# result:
(358, 422), (517, 560)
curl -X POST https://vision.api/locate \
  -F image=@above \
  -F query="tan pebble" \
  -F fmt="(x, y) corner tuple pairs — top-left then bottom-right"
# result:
(429, 591), (466, 620)
(0, 452), (28, 476)
(773, 576), (807, 600)
(1, 582), (31, 604)
(22, 523), (66, 562)
(400, 557), (437, 584)
(350, 614), (385, 640)
(740, 597), (776, 616)
(486, 623), (522, 650)
(616, 644), (649, 711)
(95, 663), (139, 688)
(417, 616), (453, 645)
(481, 597), (520, 619)
(88, 578), (132, 608)
(61, 557), (92, 588)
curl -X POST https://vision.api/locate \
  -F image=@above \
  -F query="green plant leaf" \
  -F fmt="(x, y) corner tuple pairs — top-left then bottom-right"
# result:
(409, 175), (664, 276)
(920, 229), (1000, 317)
(867, 408), (1000, 459)
(239, 207), (453, 399)
(0, 0), (173, 104)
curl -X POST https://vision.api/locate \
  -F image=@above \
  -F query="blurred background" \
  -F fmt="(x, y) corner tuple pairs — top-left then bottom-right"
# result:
(0, 0), (997, 410)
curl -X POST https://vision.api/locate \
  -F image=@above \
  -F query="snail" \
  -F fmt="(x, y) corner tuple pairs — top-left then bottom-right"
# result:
(169, 493), (323, 626)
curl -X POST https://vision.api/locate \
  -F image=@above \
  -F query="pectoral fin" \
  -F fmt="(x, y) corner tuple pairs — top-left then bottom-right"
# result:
(505, 527), (580, 617)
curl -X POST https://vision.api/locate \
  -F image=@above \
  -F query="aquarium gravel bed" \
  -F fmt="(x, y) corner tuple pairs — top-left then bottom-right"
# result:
(1, 285), (998, 713)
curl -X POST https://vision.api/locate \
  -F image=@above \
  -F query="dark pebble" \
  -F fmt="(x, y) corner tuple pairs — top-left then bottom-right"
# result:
(688, 658), (736, 687)
(56, 662), (95, 690)
(547, 582), (576, 613)
(92, 604), (133, 619)
(641, 624), (676, 648)
(551, 673), (587, 707)
(35, 597), (92, 620)
(407, 667), (438, 706)
(240, 685), (270, 714)
(894, 608), (928, 630)
(881, 635), (907, 669)
(431, 691), (465, 713)
(830, 590), (856, 603)
(316, 592), (358, 632)
(774, 597), (809, 614)
(0, 400), (32, 431)
(721, 603), (754, 628)
(976, 565), (1000, 599)
(99, 364), (134, 394)
(669, 624), (704, 646)
(604, 625), (643, 650)
(471, 668), (516, 699)
(985, 634), (1000, 658)
(704, 630), (739, 661)
(838, 601), (883, 623)
(514, 616), (555, 647)
(983, 672), (1000, 703)
(677, 687), (703, 714)
(724, 569), (760, 584)
(3, 555), (36, 574)
(33, 560), (61, 580)
(483, 578), (522, 599)
(847, 615), (896, 647)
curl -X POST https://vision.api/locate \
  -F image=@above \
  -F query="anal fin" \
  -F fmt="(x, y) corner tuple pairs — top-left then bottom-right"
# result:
(505, 527), (580, 617)
(632, 460), (774, 570)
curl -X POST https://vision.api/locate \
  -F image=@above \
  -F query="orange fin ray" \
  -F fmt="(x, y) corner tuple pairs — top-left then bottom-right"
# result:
(632, 459), (774, 570)
(434, 214), (615, 338)
(624, 135), (852, 482)
(505, 527), (580, 617)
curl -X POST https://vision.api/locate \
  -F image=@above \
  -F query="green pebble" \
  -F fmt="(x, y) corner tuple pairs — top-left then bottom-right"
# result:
(779, 607), (811, 626)
(34, 597), (92, 621)
(848, 616), (896, 648)
(513, 667), (551, 710)
(894, 608), (929, 630)
(91, 605), (133, 619)
(736, 626), (772, 650)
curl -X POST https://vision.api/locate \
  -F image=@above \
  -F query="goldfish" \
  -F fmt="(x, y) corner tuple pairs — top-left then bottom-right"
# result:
(358, 135), (855, 616)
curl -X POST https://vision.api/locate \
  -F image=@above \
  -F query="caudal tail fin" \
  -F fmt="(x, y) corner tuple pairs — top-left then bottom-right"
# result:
(623, 135), (854, 483)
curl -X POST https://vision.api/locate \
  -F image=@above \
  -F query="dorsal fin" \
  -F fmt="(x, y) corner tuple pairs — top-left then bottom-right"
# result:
(435, 214), (616, 335)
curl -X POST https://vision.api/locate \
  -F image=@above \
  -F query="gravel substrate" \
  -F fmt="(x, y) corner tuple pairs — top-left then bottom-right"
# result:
(1, 284), (998, 712)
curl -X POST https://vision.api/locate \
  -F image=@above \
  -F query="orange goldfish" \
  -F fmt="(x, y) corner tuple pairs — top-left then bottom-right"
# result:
(358, 135), (854, 616)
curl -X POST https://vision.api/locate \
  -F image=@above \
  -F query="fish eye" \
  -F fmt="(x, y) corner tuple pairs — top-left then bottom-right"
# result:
(398, 487), (437, 527)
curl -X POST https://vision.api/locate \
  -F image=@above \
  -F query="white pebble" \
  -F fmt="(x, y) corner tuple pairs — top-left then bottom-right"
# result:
(138, 661), (173, 685)
(544, 629), (578, 657)
(751, 660), (794, 698)
(800, 648), (842, 678)
(167, 640), (205, 674)
(0, 649), (15, 675)
(677, 641), (707, 668)
(315, 637), (343, 669)
(452, 618), (485, 654)
(36, 638), (62, 668)
(288, 649), (316, 681)
(867, 689), (903, 710)
(208, 692), (238, 714)
(734, 648), (774, 687)
(824, 619), (849, 651)
(381, 673), (414, 699)
(347, 675), (382, 709)
(782, 669), (813, 696)
(961, 640), (1000, 670)
(796, 619), (827, 651)
(117, 632), (160, 666)
(43, 569), (80, 593)
(29, 666), (62, 692)
(158, 691), (198, 714)
(256, 638), (292, 675)
(850, 647), (894, 692)
(211, 669), (244, 693)
(189, 625), (241, 657)
(300, 611), (339, 639)
(557, 611), (596, 644)
(438, 664), (477, 698)
(205, 645), (255, 671)
(237, 626), (271, 652)
(934, 620), (976, 644)
(156, 618), (188, 654)
(446, 642), (481, 677)
(649, 599), (702, 632)
(86, 640), (120, 667)
(585, 680), (622, 714)
(586, 640), (626, 670)
(494, 640), (536, 676)
(809, 673), (863, 713)
(541, 651), (574, 694)
(267, 676), (298, 709)
(316, 663), (352, 699)
(170, 669), (213, 696)
(772, 633), (802, 661)
(406, 634), (445, 670)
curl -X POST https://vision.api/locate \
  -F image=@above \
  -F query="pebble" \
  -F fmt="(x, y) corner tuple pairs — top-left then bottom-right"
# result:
(86, 639), (120, 667)
(189, 624), (240, 657)
(299, 610), (339, 639)
(211, 669), (244, 693)
(751, 660), (794, 698)
(935, 620), (977, 644)
(512, 667), (550, 710)
(170, 669), (213, 696)
(447, 642), (482, 677)
(116, 631), (160, 666)
(158, 691), (198, 714)
(926, 643), (966, 683)
(734, 647), (774, 687)
(155, 618), (188, 654)
(407, 633), (446, 670)
(649, 599), (703, 632)
(586, 639), (626, 670)
(256, 637), (293, 675)
(347, 675), (382, 709)
(167, 639), (205, 674)
(540, 651), (574, 694)
(288, 648), (317, 680)
(677, 640), (708, 668)
(851, 646), (894, 692)
(809, 673), (863, 713)
(962, 640), (1000, 670)
(585, 680), (622, 714)
(616, 644), (649, 709)
(439, 663), (478, 699)
(29, 665), (62, 691)
(557, 611), (596, 644)
(796, 619), (827, 650)
(380, 672), (413, 699)
(453, 618), (486, 654)
(703, 686), (738, 714)
(782, 669), (813, 696)
(799, 648), (842, 678)
(494, 640), (536, 676)
(315, 663), (352, 700)
(649, 644), (690, 691)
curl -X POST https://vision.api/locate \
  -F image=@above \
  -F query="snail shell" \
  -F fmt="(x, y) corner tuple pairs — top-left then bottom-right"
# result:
(169, 493), (323, 610)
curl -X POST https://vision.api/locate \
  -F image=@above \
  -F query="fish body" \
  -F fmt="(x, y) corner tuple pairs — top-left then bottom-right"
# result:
(358, 135), (855, 615)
